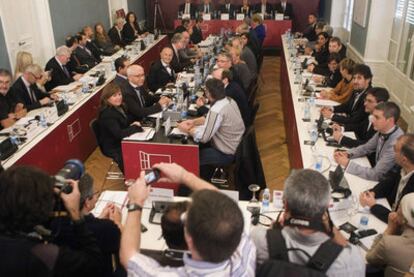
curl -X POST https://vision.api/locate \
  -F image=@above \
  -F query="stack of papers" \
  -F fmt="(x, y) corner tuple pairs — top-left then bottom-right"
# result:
(124, 127), (155, 141)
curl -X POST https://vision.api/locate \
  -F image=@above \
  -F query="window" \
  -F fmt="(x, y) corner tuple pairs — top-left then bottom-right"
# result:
(343, 0), (354, 31)
(388, 0), (414, 80)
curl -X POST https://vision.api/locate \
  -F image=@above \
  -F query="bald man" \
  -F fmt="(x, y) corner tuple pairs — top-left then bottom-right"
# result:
(147, 47), (176, 92)
(122, 65), (171, 121)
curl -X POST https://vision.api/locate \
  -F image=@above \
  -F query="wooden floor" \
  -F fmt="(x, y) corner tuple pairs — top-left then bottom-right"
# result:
(85, 56), (290, 193)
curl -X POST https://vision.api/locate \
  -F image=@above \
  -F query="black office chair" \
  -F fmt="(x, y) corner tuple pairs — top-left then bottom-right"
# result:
(248, 102), (260, 127)
(89, 118), (124, 182)
(248, 82), (259, 109)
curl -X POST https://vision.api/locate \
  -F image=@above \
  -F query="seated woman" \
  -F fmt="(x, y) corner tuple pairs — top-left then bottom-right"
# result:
(319, 58), (355, 103)
(97, 83), (143, 172)
(251, 14), (266, 46)
(366, 193), (414, 276)
(122, 11), (146, 44)
(94, 23), (118, 56)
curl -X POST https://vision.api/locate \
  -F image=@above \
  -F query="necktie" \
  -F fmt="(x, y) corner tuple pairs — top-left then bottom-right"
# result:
(205, 5), (208, 13)
(28, 86), (37, 104)
(227, 4), (230, 11)
(376, 135), (385, 162)
(351, 91), (362, 111)
(135, 88), (145, 107)
(62, 65), (71, 78)
(84, 46), (92, 56)
(282, 2), (286, 12)
(185, 3), (190, 14)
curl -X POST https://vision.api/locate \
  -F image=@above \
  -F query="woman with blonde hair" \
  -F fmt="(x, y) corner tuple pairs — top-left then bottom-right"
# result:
(94, 22), (117, 55)
(14, 51), (33, 80)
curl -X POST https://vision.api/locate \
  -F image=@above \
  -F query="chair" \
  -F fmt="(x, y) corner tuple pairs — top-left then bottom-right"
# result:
(89, 119), (124, 182)
(248, 82), (259, 109)
(248, 102), (260, 127)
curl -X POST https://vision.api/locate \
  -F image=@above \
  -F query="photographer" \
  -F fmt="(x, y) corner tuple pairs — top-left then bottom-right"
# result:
(251, 169), (365, 276)
(0, 166), (103, 276)
(120, 163), (256, 276)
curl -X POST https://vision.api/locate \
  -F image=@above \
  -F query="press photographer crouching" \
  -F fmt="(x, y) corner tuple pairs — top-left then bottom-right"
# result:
(251, 169), (366, 276)
(0, 165), (103, 276)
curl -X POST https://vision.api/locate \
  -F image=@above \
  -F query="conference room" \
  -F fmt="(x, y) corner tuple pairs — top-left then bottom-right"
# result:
(0, 0), (413, 276)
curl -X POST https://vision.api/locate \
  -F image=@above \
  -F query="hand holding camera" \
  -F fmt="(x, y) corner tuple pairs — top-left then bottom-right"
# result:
(127, 171), (152, 207)
(55, 180), (81, 221)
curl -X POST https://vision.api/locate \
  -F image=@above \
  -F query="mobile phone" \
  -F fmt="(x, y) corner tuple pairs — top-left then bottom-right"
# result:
(144, 168), (161, 185)
(339, 222), (357, 233)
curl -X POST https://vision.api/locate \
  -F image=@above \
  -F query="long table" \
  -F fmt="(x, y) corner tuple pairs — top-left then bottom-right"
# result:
(1, 36), (169, 174)
(174, 19), (292, 48)
(280, 35), (387, 254)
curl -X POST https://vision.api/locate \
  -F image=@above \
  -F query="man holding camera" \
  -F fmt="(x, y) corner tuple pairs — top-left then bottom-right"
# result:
(251, 169), (365, 276)
(0, 166), (103, 276)
(120, 163), (256, 276)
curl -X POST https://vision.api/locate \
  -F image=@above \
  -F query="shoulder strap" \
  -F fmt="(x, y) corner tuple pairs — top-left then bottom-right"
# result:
(307, 239), (343, 273)
(266, 227), (289, 262)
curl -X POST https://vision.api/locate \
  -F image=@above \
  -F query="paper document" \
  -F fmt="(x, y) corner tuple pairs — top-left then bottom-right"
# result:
(315, 99), (340, 107)
(92, 190), (128, 217)
(170, 127), (187, 136)
(52, 82), (81, 92)
(124, 127), (155, 141)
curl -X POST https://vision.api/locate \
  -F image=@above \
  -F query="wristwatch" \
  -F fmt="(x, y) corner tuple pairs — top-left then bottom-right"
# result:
(127, 203), (143, 212)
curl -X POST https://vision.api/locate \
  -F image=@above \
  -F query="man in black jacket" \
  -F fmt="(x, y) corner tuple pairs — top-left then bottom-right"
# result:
(219, 0), (237, 18)
(359, 134), (414, 223)
(113, 56), (130, 91)
(45, 46), (83, 91)
(321, 64), (372, 125)
(332, 87), (389, 152)
(82, 26), (103, 62)
(122, 65), (171, 121)
(108, 18), (126, 48)
(274, 0), (294, 19)
(73, 33), (99, 70)
(10, 64), (53, 111)
(147, 47), (176, 92)
(170, 33), (187, 73)
(0, 166), (103, 276)
(253, 0), (273, 19)
(179, 0), (197, 19)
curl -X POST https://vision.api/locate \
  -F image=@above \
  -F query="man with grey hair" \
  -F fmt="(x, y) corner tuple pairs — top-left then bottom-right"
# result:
(10, 64), (53, 111)
(251, 169), (365, 276)
(45, 45), (82, 91)
(108, 17), (126, 48)
(170, 32), (186, 73)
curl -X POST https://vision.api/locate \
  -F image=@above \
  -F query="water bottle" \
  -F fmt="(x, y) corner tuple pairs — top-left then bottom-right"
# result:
(203, 62), (209, 81)
(82, 80), (89, 93)
(303, 99), (311, 121)
(262, 188), (270, 211)
(359, 215), (369, 230)
(40, 113), (47, 128)
(313, 150), (323, 171)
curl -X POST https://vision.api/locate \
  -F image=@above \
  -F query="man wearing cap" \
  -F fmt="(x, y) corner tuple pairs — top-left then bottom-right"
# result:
(366, 193), (414, 276)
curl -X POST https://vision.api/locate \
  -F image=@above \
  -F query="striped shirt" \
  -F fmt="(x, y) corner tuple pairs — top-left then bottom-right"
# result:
(194, 97), (245, 155)
(127, 233), (256, 277)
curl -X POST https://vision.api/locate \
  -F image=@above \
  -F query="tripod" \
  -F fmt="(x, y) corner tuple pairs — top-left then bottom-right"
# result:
(153, 0), (166, 33)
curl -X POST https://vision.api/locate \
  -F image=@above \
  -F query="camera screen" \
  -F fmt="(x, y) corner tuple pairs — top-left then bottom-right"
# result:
(145, 171), (157, 184)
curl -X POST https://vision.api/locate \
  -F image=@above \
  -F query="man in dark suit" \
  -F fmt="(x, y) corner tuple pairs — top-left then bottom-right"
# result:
(0, 69), (26, 129)
(74, 33), (99, 70)
(170, 33), (186, 73)
(332, 87), (389, 150)
(174, 18), (190, 34)
(82, 26), (103, 62)
(274, 0), (294, 19)
(321, 64), (372, 125)
(198, 0), (214, 15)
(219, 0), (237, 19)
(108, 18), (126, 48)
(113, 56), (130, 91)
(359, 134), (414, 223)
(253, 0), (273, 19)
(65, 36), (89, 74)
(213, 68), (250, 127)
(10, 64), (53, 111)
(302, 13), (318, 42)
(123, 65), (171, 121)
(147, 47), (176, 92)
(179, 0), (197, 19)
(45, 46), (83, 91)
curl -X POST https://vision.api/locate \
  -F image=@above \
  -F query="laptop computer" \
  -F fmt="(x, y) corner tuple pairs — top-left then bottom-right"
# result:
(329, 165), (352, 199)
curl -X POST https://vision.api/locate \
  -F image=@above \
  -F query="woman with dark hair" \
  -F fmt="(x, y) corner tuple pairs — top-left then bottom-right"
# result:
(94, 23), (118, 55)
(97, 83), (143, 172)
(122, 12), (144, 44)
(0, 166), (103, 276)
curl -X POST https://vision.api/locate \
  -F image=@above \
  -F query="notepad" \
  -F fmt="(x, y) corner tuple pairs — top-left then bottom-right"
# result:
(124, 127), (155, 141)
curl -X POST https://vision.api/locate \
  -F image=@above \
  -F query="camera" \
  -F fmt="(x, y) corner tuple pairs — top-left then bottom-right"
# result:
(54, 159), (85, 194)
(144, 168), (161, 185)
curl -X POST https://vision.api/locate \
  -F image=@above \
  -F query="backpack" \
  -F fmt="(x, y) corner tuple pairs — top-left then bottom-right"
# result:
(257, 227), (343, 277)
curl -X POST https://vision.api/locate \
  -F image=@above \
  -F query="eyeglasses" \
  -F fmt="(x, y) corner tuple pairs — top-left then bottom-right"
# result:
(131, 74), (145, 78)
(31, 73), (42, 80)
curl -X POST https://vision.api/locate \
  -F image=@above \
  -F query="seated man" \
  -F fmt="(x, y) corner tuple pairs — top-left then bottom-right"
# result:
(309, 37), (347, 75)
(108, 17), (126, 48)
(179, 31), (201, 65)
(360, 134), (414, 223)
(147, 47), (176, 92)
(65, 36), (89, 74)
(179, 0), (197, 19)
(122, 65), (171, 121)
(332, 87), (389, 151)
(178, 79), (245, 170)
(170, 33), (187, 73)
(174, 18), (190, 34)
(216, 51), (249, 93)
(0, 69), (26, 129)
(10, 64), (54, 111)
(82, 26), (103, 62)
(366, 193), (414, 276)
(113, 56), (130, 90)
(321, 64), (372, 125)
(120, 162), (256, 276)
(45, 45), (82, 91)
(312, 53), (342, 88)
(319, 58), (355, 104)
(73, 32), (99, 69)
(253, 0), (273, 18)
(302, 13), (318, 42)
(334, 102), (404, 181)
(274, 0), (294, 19)
(220, 0), (237, 19)
(251, 169), (365, 275)
(198, 0), (214, 15)
(233, 36), (258, 76)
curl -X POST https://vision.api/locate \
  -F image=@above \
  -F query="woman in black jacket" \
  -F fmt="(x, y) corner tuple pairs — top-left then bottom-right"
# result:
(97, 83), (142, 172)
(122, 12), (143, 44)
